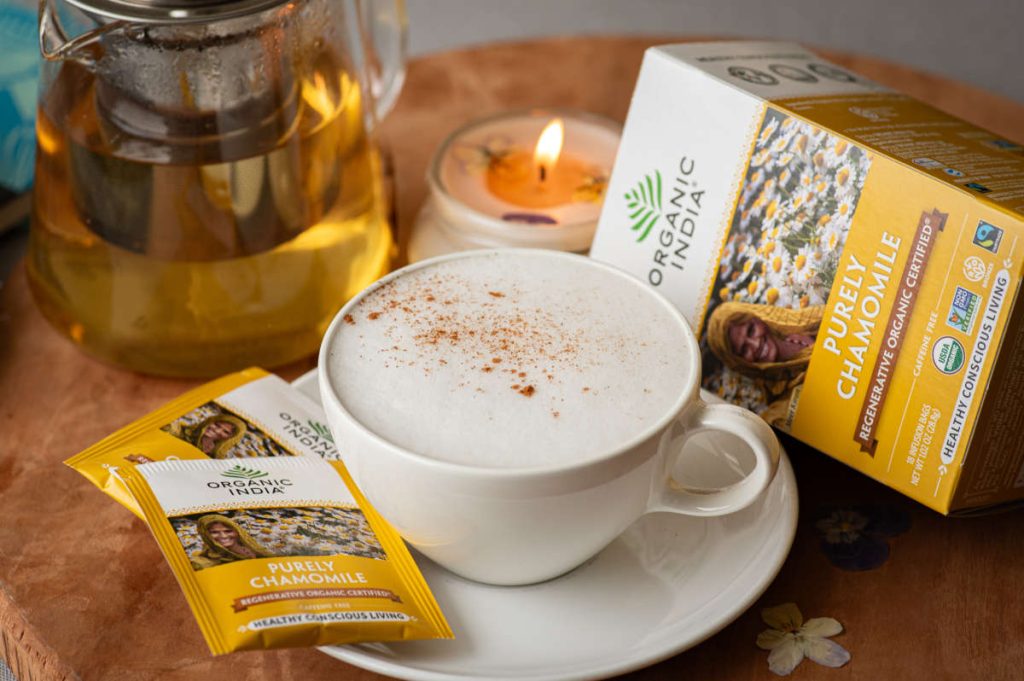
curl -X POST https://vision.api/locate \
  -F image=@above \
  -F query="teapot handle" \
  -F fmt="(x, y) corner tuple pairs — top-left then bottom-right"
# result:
(352, 0), (407, 125)
(39, 0), (125, 67)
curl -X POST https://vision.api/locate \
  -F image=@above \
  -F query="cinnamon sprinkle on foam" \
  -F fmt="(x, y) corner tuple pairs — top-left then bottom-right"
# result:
(351, 268), (601, 399)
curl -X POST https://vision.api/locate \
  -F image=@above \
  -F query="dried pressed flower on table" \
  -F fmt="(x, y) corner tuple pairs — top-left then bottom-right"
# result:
(756, 602), (850, 676)
(813, 504), (911, 571)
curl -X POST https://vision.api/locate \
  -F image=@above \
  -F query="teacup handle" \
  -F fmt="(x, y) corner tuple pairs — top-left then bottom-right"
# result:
(650, 399), (780, 517)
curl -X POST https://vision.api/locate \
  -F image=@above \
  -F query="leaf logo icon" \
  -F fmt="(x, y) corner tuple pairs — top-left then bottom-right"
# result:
(220, 464), (268, 480)
(308, 420), (334, 444)
(625, 170), (662, 242)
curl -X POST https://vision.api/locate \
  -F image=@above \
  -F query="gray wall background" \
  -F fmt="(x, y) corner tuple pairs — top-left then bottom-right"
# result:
(406, 0), (1024, 103)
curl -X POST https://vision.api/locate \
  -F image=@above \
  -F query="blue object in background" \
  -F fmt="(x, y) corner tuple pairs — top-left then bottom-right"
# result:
(0, 0), (40, 193)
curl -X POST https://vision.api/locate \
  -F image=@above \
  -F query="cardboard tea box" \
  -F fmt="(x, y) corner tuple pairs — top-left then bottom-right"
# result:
(591, 41), (1024, 514)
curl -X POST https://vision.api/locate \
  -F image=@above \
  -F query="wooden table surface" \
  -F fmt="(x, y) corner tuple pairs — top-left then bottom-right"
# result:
(2, 36), (1024, 681)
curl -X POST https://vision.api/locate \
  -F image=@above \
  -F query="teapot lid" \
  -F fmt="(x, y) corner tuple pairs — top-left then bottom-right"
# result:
(64, 0), (292, 23)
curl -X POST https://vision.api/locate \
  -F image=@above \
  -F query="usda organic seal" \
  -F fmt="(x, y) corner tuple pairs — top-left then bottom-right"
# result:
(932, 336), (966, 374)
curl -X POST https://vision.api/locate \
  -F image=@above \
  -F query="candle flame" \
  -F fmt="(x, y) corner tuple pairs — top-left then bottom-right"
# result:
(534, 118), (565, 178)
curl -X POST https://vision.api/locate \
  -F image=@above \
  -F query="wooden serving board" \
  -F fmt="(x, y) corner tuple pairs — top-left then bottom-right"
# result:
(2, 36), (1024, 681)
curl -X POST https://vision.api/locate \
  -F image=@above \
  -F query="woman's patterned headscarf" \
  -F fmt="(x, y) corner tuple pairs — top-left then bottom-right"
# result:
(187, 414), (247, 458)
(195, 514), (271, 563)
(705, 301), (824, 379)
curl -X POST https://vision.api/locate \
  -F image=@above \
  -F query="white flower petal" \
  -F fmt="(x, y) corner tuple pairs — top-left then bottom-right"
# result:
(757, 629), (792, 650)
(803, 636), (851, 668)
(762, 602), (803, 630)
(802, 617), (843, 638)
(767, 639), (805, 676)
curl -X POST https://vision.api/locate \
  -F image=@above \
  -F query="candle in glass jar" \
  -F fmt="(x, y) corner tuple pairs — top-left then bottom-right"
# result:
(410, 109), (621, 261)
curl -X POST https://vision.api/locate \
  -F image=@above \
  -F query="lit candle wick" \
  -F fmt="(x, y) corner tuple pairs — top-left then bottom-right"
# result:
(534, 118), (564, 187)
(485, 115), (604, 210)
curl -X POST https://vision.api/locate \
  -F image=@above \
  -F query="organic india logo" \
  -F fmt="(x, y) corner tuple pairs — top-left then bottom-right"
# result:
(221, 464), (268, 480)
(308, 420), (334, 444)
(624, 170), (663, 242)
(209, 465), (291, 496)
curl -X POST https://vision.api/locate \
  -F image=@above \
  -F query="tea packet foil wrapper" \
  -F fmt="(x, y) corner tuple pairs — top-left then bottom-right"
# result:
(66, 368), (339, 518)
(121, 457), (452, 653)
(65, 369), (451, 652)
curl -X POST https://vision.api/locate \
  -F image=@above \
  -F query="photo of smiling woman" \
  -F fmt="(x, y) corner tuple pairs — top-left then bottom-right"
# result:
(706, 302), (820, 372)
(190, 415), (247, 457)
(162, 402), (293, 459)
(705, 301), (824, 428)
(189, 514), (272, 570)
(172, 506), (387, 571)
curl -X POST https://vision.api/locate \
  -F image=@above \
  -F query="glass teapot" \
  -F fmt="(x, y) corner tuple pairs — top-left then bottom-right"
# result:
(28, 0), (405, 376)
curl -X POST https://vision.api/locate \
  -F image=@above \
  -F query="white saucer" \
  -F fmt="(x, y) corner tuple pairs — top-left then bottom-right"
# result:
(293, 370), (798, 681)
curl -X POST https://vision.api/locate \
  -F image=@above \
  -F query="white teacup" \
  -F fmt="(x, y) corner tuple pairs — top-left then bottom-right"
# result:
(319, 249), (780, 585)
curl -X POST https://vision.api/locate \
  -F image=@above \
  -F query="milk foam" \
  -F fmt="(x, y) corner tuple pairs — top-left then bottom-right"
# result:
(325, 251), (693, 469)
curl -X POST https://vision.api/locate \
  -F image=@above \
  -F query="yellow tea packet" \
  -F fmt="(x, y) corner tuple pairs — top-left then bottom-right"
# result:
(121, 457), (451, 653)
(66, 368), (338, 518)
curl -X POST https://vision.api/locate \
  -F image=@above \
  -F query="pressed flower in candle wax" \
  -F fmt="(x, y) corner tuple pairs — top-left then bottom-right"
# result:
(410, 110), (620, 260)
(486, 118), (604, 209)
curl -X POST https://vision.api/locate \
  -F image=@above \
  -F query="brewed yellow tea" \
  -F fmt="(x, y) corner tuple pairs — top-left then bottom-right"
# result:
(29, 53), (392, 376)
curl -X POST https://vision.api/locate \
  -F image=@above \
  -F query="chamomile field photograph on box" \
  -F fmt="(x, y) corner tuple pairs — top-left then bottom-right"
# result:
(701, 109), (871, 422)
